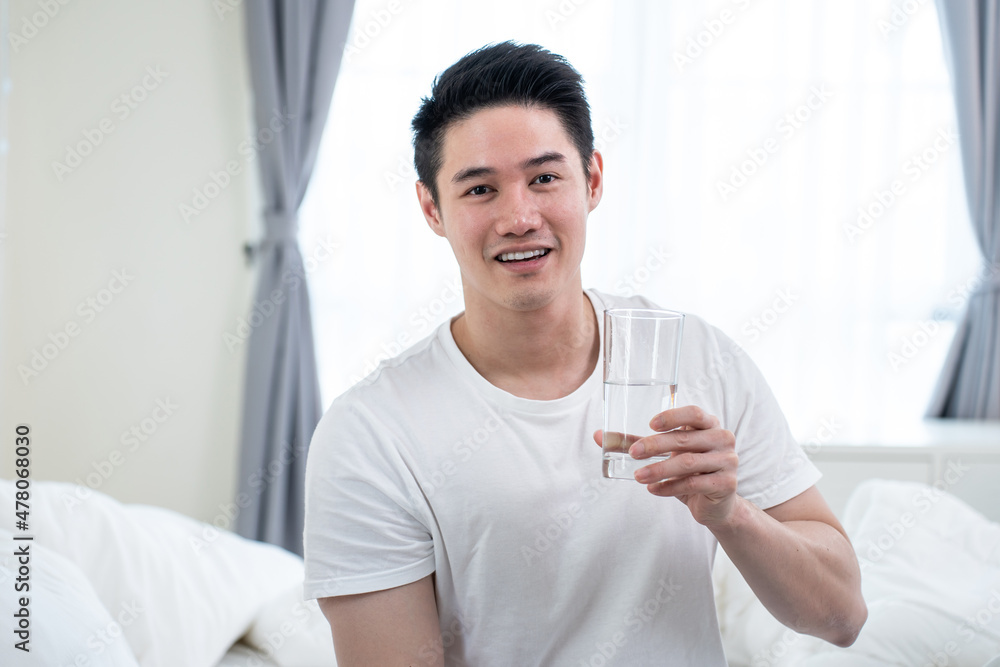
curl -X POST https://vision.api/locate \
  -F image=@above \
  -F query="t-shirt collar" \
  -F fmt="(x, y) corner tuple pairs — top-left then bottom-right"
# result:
(437, 289), (606, 414)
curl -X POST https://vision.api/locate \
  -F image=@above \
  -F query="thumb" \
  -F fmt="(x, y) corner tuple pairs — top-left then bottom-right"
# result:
(593, 429), (603, 447)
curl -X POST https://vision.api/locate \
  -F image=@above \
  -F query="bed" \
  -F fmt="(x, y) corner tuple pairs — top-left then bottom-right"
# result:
(715, 478), (1000, 665)
(2, 465), (999, 665)
(0, 480), (335, 667)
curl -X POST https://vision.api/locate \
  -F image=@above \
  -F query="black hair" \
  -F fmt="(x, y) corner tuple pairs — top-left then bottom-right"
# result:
(411, 41), (594, 204)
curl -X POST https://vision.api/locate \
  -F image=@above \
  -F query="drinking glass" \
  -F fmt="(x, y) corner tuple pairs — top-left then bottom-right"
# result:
(602, 308), (685, 480)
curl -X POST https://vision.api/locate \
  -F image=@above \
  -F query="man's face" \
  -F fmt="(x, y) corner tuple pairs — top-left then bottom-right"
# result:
(417, 105), (603, 313)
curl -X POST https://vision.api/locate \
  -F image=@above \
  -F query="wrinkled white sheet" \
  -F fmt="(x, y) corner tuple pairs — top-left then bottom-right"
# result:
(0, 480), (330, 667)
(715, 479), (1000, 666)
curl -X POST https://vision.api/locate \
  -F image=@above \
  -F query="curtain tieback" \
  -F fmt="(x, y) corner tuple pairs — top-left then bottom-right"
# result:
(243, 210), (299, 263)
(970, 263), (1000, 296)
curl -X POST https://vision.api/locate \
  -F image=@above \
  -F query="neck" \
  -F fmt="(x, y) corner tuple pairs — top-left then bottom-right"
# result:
(451, 283), (599, 400)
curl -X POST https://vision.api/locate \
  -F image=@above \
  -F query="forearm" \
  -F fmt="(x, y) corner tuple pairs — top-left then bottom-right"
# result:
(711, 496), (867, 646)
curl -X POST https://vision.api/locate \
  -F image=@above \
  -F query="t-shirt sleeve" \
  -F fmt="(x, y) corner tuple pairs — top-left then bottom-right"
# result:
(705, 323), (821, 510)
(302, 398), (435, 600)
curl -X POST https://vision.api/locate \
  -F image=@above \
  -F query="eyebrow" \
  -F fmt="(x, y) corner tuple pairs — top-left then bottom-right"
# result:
(450, 151), (568, 185)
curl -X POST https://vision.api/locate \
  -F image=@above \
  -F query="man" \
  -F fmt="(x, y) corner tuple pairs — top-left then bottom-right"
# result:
(303, 42), (866, 665)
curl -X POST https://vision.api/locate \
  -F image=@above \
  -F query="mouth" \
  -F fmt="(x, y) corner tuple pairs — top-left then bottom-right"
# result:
(494, 248), (551, 263)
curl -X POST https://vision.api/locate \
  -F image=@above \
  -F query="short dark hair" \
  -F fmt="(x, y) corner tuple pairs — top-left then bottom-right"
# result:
(411, 41), (594, 204)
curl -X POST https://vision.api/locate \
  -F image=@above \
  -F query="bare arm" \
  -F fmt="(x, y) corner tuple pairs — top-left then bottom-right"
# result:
(318, 575), (443, 666)
(595, 405), (867, 646)
(713, 486), (867, 646)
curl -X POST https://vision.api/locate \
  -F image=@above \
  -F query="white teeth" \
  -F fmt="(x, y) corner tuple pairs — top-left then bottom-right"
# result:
(498, 248), (549, 262)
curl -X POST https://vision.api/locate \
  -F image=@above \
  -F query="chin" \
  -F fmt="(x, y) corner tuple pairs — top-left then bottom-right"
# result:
(500, 284), (560, 312)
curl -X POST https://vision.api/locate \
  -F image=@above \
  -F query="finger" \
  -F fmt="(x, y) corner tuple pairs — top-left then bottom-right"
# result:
(600, 429), (646, 453)
(649, 405), (720, 433)
(629, 427), (735, 459)
(644, 468), (737, 499)
(633, 450), (738, 485)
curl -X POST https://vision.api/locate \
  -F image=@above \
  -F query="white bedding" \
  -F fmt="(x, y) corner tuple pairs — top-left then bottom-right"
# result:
(715, 479), (1000, 666)
(3, 477), (998, 665)
(217, 642), (283, 667)
(0, 480), (336, 667)
(0, 527), (140, 666)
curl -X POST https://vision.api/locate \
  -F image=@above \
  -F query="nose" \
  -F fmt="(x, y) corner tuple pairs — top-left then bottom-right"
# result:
(494, 185), (543, 237)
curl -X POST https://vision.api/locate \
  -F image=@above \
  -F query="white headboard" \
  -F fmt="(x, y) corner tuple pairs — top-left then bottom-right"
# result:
(806, 419), (1000, 522)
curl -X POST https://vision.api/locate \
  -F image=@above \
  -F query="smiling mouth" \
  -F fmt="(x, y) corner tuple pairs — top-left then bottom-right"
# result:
(495, 248), (551, 263)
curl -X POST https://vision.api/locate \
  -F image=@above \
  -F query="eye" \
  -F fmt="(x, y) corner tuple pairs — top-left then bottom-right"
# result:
(534, 174), (556, 185)
(467, 185), (492, 196)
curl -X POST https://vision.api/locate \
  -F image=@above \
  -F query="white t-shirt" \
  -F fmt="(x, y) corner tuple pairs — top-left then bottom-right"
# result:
(303, 289), (820, 666)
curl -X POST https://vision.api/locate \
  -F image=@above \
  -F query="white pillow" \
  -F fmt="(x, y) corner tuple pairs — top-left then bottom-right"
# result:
(0, 528), (139, 666)
(714, 479), (1000, 666)
(0, 481), (306, 667)
(242, 583), (338, 666)
(217, 641), (283, 666)
(835, 479), (1000, 666)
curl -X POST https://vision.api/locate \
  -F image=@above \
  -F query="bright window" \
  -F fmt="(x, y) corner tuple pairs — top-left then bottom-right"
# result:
(300, 0), (979, 442)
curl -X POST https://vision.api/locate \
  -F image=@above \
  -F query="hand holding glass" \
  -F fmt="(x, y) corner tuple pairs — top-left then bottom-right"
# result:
(602, 308), (685, 480)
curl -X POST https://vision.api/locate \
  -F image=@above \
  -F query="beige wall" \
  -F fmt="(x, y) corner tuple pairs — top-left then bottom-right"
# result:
(1, 0), (260, 522)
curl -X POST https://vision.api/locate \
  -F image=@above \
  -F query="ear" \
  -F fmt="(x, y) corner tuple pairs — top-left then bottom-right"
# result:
(586, 150), (604, 212)
(416, 181), (447, 238)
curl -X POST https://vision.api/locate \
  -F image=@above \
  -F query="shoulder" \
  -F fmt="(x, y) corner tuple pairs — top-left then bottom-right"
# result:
(587, 288), (735, 354)
(348, 322), (451, 396)
(587, 288), (662, 312)
(313, 322), (455, 443)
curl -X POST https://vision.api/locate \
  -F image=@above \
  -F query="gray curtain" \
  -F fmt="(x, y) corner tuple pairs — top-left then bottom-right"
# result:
(927, 0), (1000, 419)
(236, 0), (355, 554)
